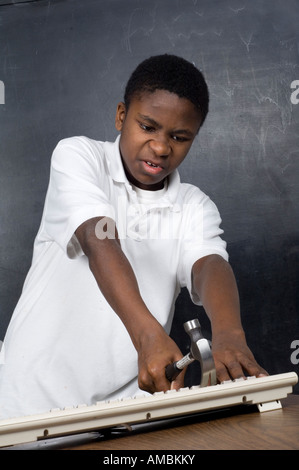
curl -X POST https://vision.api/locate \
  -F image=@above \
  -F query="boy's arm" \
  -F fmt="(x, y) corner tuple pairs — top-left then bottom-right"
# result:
(75, 216), (185, 394)
(192, 254), (268, 382)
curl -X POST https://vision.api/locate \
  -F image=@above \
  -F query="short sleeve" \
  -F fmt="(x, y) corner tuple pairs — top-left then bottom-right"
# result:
(177, 188), (229, 305)
(42, 137), (115, 258)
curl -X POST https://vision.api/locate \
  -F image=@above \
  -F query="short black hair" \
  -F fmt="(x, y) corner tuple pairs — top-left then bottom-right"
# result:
(124, 54), (209, 125)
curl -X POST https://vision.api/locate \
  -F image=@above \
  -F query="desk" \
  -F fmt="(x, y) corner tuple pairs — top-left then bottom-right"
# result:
(61, 395), (299, 450)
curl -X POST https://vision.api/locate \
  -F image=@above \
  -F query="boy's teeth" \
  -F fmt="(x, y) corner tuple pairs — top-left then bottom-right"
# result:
(147, 161), (158, 167)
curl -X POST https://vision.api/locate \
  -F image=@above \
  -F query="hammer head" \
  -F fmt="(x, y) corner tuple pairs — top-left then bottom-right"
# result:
(184, 319), (216, 386)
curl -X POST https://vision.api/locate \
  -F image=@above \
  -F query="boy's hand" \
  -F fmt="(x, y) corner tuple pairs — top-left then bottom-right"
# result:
(136, 326), (186, 394)
(212, 328), (268, 383)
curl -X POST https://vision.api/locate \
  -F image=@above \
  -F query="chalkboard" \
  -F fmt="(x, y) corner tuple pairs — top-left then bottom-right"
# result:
(0, 0), (298, 392)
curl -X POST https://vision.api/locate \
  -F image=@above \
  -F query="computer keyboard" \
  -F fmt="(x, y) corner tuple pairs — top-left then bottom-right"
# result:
(0, 372), (297, 448)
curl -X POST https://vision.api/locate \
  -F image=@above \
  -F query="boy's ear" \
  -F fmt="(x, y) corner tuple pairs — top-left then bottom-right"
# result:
(115, 102), (126, 131)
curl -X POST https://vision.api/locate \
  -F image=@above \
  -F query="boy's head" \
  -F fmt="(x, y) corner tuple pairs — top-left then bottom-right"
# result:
(115, 55), (209, 191)
(124, 54), (209, 126)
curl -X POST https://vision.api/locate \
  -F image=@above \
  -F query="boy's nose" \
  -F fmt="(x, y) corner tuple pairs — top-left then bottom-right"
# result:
(148, 137), (170, 158)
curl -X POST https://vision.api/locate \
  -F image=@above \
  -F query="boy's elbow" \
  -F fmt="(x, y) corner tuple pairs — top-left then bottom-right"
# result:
(75, 216), (119, 258)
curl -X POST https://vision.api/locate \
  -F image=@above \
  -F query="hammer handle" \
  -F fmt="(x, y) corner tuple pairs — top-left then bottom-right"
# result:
(165, 362), (183, 382)
(165, 353), (194, 382)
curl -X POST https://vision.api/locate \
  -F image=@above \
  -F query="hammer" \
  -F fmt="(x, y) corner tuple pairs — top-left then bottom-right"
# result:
(165, 318), (217, 387)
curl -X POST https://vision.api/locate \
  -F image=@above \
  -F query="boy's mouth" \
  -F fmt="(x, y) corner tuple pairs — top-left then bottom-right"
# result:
(142, 160), (164, 175)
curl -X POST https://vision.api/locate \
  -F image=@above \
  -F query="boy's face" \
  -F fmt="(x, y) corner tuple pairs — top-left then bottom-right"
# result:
(115, 89), (202, 191)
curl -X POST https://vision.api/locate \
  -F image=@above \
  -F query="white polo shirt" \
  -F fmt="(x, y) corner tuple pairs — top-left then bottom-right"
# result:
(0, 135), (228, 419)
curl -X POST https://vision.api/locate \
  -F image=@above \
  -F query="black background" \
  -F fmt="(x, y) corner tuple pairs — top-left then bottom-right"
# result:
(0, 0), (298, 392)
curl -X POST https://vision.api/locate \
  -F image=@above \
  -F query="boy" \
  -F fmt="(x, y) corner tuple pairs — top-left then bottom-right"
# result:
(0, 54), (266, 419)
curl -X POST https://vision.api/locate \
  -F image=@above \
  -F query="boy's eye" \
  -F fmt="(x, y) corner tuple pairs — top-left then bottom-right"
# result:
(172, 135), (189, 143)
(139, 122), (155, 132)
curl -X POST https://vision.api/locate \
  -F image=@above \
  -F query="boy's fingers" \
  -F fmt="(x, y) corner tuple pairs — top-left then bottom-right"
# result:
(169, 368), (185, 390)
(215, 355), (269, 383)
(138, 365), (172, 394)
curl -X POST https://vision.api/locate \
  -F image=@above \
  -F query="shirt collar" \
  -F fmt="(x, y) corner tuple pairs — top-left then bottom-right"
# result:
(104, 135), (182, 210)
(103, 135), (127, 184)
